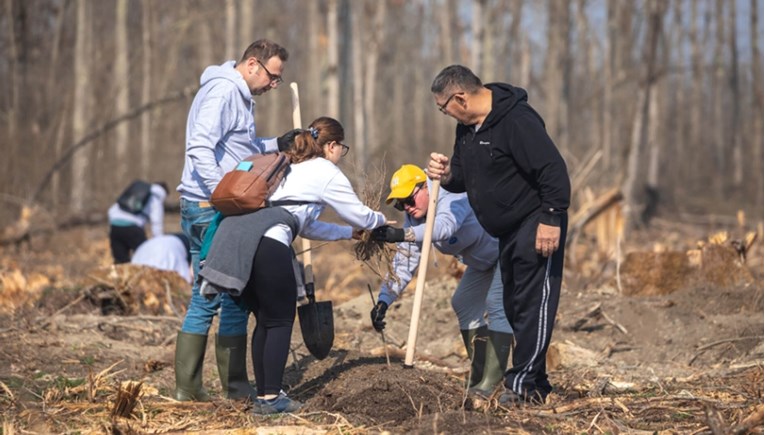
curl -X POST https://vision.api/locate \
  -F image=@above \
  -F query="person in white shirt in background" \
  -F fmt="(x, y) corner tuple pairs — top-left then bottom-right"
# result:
(107, 182), (168, 264)
(131, 233), (192, 283)
(199, 116), (392, 415)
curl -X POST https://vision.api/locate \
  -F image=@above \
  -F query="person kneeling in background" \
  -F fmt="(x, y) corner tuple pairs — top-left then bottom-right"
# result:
(131, 233), (192, 284)
(370, 164), (514, 398)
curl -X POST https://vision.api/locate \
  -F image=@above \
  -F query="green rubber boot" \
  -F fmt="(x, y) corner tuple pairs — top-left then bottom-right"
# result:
(470, 330), (514, 397)
(174, 332), (211, 401)
(215, 334), (257, 400)
(460, 326), (488, 387)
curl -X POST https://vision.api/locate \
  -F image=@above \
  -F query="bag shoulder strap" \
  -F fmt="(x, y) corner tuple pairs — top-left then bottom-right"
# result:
(265, 199), (314, 207)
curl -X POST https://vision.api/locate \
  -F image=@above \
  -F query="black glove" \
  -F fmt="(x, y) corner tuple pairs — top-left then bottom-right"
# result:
(277, 128), (303, 151)
(371, 225), (406, 243)
(370, 301), (388, 332)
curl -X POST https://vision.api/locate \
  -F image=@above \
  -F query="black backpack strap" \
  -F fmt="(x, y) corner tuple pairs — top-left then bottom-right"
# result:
(266, 199), (314, 207)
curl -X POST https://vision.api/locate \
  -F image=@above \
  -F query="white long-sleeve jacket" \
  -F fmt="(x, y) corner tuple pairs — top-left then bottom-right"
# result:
(263, 157), (387, 245)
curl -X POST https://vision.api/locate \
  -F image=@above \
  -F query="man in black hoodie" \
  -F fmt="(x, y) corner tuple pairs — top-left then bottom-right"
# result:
(426, 65), (570, 405)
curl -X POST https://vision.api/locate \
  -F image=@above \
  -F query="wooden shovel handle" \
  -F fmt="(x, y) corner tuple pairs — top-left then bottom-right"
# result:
(290, 82), (313, 283)
(404, 179), (440, 366)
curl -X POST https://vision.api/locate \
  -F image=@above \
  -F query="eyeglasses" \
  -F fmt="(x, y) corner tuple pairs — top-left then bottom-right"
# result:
(257, 59), (283, 85)
(333, 141), (349, 157)
(437, 92), (462, 113)
(394, 186), (421, 211)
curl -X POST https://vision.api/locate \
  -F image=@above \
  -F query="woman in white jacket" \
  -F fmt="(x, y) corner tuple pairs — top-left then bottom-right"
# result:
(199, 116), (389, 414)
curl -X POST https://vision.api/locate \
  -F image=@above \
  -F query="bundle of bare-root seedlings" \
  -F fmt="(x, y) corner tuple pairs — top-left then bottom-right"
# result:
(351, 162), (399, 286)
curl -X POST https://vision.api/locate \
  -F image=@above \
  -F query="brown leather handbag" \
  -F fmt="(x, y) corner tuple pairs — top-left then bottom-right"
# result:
(210, 152), (291, 216)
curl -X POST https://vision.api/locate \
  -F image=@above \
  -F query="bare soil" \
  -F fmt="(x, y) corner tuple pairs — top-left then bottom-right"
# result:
(0, 215), (763, 434)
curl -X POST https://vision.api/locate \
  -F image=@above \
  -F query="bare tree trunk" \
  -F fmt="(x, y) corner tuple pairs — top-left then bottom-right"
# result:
(338, 0), (352, 126)
(351, 2), (365, 174)
(51, 102), (69, 209)
(471, 0), (486, 74)
(4, 0), (19, 186)
(307, 0), (321, 117)
(712, 0), (725, 194)
(362, 0), (386, 164)
(622, 0), (666, 231)
(543, 0), (570, 152)
(602, 0), (619, 173)
(47, 2), (68, 207)
(669, 0), (685, 196)
(225, 0), (236, 60)
(115, 0), (129, 183)
(646, 82), (660, 190)
(689, 0), (704, 187)
(751, 0), (763, 207)
(197, 11), (213, 67)
(503, 0), (524, 84)
(614, 0), (635, 170)
(482, 0), (500, 82)
(412, 2), (426, 155)
(518, 33), (531, 87)
(141, 0), (153, 178)
(431, 0), (459, 65)
(728, 0), (741, 189)
(326, 0), (340, 119)
(574, 0), (592, 157)
(239, 0), (253, 49)
(71, 0), (92, 212)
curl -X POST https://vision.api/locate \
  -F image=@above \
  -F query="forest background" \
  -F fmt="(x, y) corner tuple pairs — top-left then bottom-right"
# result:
(0, 0), (762, 232)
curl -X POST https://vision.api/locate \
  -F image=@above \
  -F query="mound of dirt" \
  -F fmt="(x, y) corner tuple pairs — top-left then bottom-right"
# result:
(281, 351), (527, 433)
(303, 359), (464, 425)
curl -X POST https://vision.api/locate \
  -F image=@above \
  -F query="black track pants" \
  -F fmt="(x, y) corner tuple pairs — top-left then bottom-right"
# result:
(498, 211), (567, 399)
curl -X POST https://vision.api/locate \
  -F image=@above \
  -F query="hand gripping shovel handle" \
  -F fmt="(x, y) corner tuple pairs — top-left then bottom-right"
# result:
(404, 179), (440, 367)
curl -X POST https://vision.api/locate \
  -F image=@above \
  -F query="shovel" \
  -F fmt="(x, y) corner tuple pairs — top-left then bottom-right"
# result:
(297, 271), (334, 360)
(291, 82), (334, 360)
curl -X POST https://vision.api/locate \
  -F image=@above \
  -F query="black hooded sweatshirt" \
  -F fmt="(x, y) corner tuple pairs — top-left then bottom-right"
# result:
(441, 83), (571, 237)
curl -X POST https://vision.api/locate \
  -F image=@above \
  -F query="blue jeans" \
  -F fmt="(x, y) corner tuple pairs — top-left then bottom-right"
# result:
(180, 198), (250, 336)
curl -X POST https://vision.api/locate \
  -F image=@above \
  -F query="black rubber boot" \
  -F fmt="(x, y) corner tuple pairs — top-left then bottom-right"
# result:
(174, 332), (211, 401)
(470, 330), (513, 397)
(460, 326), (488, 387)
(215, 334), (257, 400)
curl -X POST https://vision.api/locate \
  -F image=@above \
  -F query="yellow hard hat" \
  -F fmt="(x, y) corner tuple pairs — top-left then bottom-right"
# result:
(386, 164), (427, 204)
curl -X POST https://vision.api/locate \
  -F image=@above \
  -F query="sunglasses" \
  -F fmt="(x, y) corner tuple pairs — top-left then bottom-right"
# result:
(394, 186), (421, 211)
(257, 59), (283, 85)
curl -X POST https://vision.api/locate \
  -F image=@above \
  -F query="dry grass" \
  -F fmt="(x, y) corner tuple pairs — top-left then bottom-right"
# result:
(349, 160), (398, 285)
(3, 360), (762, 434)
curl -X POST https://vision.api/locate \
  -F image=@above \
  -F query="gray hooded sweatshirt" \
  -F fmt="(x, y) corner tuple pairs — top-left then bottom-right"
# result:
(178, 60), (277, 202)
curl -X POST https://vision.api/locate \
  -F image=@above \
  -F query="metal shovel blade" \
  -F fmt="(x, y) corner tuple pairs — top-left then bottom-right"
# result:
(297, 300), (334, 360)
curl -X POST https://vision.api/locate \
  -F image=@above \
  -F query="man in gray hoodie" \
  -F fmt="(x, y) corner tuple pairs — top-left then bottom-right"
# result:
(370, 164), (514, 397)
(175, 39), (294, 402)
